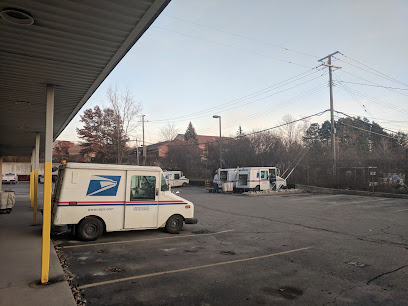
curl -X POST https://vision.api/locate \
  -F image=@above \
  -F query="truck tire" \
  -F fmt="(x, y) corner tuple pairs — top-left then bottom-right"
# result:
(77, 217), (103, 241)
(165, 215), (183, 234)
(254, 185), (260, 191)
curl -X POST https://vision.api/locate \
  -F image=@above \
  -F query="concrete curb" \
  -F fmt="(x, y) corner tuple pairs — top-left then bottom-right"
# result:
(296, 184), (408, 199)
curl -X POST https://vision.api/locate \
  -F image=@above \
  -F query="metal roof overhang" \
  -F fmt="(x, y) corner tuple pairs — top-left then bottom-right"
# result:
(0, 0), (170, 156)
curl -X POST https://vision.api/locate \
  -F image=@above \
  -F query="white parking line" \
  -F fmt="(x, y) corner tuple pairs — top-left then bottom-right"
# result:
(330, 198), (387, 206)
(63, 229), (235, 249)
(394, 208), (408, 212)
(81, 246), (312, 289)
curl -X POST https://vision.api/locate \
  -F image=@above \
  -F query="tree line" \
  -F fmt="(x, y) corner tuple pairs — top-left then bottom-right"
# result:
(63, 86), (407, 192)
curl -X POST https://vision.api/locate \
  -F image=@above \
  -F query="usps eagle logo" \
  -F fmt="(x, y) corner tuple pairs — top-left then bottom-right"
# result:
(86, 175), (121, 196)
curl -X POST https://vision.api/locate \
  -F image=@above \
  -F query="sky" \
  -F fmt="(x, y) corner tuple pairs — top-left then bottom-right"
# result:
(58, 0), (408, 146)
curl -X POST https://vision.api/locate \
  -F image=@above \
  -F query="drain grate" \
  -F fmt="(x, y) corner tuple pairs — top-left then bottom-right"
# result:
(192, 229), (212, 234)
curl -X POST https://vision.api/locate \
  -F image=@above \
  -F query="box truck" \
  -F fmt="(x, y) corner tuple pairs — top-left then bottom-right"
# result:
(235, 167), (286, 192)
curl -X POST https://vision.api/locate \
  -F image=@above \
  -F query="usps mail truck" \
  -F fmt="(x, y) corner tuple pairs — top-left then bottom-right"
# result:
(235, 167), (286, 192)
(163, 170), (189, 187)
(52, 163), (197, 241)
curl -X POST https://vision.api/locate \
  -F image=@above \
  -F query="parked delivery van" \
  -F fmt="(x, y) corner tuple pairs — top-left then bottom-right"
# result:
(52, 163), (197, 241)
(163, 170), (189, 187)
(235, 167), (286, 192)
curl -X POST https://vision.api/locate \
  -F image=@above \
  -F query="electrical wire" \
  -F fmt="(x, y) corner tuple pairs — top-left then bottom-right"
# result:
(338, 81), (408, 91)
(148, 67), (323, 123)
(333, 73), (375, 118)
(152, 25), (315, 69)
(333, 110), (403, 135)
(162, 14), (319, 59)
(338, 67), (408, 97)
(152, 110), (329, 148)
(198, 82), (327, 135)
(333, 78), (408, 116)
(337, 122), (397, 140)
(338, 53), (408, 88)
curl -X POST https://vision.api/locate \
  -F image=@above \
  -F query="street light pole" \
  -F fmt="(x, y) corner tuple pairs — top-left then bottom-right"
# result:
(213, 115), (222, 169)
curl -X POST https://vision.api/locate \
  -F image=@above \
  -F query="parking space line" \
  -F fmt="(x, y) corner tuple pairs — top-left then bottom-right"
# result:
(63, 229), (235, 249)
(394, 208), (408, 212)
(80, 246), (312, 289)
(331, 198), (387, 206)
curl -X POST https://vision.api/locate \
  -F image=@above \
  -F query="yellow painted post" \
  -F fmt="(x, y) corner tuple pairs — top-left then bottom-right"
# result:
(41, 161), (52, 283)
(33, 134), (40, 225)
(30, 149), (34, 205)
(30, 171), (33, 202)
(33, 168), (39, 224)
(41, 84), (54, 284)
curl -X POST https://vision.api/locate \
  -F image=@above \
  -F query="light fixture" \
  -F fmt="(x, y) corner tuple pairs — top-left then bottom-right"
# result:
(1, 8), (34, 25)
(14, 101), (31, 105)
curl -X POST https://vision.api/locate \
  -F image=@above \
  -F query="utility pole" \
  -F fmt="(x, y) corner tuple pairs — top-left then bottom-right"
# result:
(319, 51), (342, 186)
(213, 115), (222, 169)
(142, 115), (146, 165)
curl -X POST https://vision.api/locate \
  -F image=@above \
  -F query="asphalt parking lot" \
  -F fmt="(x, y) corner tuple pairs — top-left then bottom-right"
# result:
(50, 186), (408, 305)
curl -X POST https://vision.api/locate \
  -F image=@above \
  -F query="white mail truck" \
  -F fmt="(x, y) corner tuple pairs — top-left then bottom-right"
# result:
(235, 167), (286, 192)
(217, 168), (239, 192)
(163, 170), (189, 187)
(52, 163), (197, 241)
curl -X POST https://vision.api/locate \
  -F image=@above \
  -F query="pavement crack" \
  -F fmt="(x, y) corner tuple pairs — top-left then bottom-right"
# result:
(366, 265), (408, 285)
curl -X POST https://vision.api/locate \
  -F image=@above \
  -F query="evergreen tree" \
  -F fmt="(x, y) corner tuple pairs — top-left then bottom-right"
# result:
(184, 122), (198, 143)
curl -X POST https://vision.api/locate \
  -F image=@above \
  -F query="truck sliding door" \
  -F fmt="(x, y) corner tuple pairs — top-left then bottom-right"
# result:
(124, 171), (159, 229)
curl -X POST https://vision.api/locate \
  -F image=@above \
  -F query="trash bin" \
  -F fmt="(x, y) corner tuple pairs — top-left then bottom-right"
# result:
(0, 191), (15, 214)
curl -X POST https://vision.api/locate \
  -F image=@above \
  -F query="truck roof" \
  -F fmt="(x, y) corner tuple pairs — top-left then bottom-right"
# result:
(63, 163), (162, 172)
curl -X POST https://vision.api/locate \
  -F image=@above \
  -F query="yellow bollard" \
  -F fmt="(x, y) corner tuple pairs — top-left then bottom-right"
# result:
(30, 171), (34, 206)
(41, 162), (52, 283)
(33, 168), (39, 225)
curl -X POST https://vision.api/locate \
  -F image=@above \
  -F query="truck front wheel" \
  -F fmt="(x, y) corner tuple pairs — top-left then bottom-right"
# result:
(78, 217), (103, 241)
(165, 215), (183, 234)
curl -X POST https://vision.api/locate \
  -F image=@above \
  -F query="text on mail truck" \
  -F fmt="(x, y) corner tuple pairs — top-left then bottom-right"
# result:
(52, 163), (197, 241)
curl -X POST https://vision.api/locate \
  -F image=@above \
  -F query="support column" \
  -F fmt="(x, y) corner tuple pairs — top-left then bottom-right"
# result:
(0, 156), (3, 192)
(33, 133), (40, 225)
(41, 84), (54, 284)
(30, 148), (34, 206)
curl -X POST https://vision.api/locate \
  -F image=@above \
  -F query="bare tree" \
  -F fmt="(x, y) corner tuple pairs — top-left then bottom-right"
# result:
(107, 85), (142, 163)
(278, 114), (309, 146)
(159, 122), (179, 142)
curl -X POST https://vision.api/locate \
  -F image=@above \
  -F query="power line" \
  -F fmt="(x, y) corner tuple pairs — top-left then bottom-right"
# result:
(149, 68), (324, 123)
(338, 81), (408, 90)
(337, 122), (397, 140)
(198, 82), (327, 135)
(338, 53), (408, 88)
(339, 67), (408, 97)
(333, 110), (401, 134)
(151, 110), (329, 148)
(162, 14), (319, 59)
(333, 73), (375, 118)
(152, 25), (315, 69)
(334, 82), (408, 116)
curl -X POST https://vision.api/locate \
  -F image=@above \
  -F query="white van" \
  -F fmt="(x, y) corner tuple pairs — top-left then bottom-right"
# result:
(52, 163), (197, 241)
(235, 167), (286, 192)
(163, 170), (189, 187)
